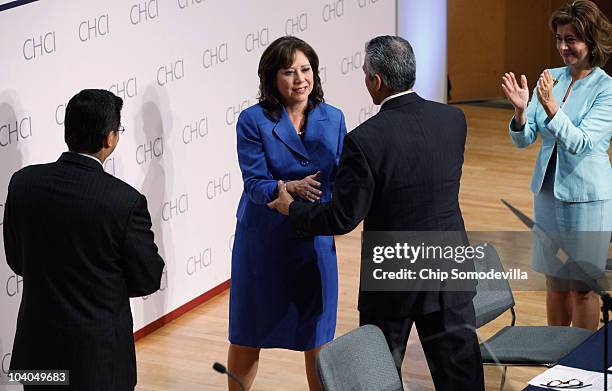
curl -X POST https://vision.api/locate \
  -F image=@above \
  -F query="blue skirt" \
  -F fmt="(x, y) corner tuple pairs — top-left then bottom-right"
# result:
(533, 164), (612, 280)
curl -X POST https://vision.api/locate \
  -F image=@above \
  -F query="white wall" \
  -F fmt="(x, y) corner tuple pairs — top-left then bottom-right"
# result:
(398, 0), (447, 103)
(0, 0), (396, 387)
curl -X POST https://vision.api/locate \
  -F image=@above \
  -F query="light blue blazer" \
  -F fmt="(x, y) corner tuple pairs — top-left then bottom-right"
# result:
(509, 66), (612, 202)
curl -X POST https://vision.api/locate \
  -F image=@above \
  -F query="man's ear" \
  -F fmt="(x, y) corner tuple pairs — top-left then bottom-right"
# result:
(374, 74), (383, 91)
(103, 131), (116, 149)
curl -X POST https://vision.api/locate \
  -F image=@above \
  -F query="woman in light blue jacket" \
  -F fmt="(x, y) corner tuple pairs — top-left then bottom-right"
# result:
(502, 0), (612, 330)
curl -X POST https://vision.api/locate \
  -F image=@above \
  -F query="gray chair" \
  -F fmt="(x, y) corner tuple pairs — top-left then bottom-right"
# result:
(316, 325), (403, 391)
(473, 244), (593, 391)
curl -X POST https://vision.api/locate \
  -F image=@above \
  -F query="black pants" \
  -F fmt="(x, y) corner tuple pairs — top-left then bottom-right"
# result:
(359, 300), (484, 391)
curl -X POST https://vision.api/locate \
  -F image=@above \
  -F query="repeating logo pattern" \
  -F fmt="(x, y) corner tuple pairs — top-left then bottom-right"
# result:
(0, 0), (395, 365)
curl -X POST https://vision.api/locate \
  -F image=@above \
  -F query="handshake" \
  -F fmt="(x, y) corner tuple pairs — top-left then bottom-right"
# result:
(267, 171), (322, 215)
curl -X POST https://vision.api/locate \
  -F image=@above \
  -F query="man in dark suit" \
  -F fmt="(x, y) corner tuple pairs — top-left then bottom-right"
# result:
(2, 89), (165, 391)
(269, 36), (484, 389)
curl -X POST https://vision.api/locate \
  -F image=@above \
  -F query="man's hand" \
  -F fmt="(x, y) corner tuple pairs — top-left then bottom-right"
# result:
(267, 180), (295, 215)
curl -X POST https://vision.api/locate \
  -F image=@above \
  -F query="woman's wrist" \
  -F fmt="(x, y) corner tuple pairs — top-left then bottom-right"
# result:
(513, 108), (526, 130)
(543, 102), (559, 120)
(285, 181), (296, 195)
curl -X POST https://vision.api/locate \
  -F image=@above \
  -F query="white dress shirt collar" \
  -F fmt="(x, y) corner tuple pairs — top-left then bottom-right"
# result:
(380, 90), (414, 107)
(77, 152), (103, 166)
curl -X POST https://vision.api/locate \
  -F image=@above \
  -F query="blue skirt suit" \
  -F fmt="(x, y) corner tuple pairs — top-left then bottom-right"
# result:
(229, 102), (346, 350)
(509, 67), (612, 280)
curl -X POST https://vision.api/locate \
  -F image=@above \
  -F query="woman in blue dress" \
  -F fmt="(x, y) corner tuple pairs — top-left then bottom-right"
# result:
(227, 36), (347, 390)
(502, 0), (612, 330)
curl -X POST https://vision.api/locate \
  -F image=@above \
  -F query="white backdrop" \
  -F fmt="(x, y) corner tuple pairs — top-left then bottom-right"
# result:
(0, 0), (396, 386)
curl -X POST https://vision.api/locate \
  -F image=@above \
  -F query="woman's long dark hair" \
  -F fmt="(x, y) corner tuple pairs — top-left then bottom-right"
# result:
(257, 36), (324, 121)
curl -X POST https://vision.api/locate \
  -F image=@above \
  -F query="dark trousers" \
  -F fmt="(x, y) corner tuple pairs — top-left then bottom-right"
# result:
(359, 300), (484, 391)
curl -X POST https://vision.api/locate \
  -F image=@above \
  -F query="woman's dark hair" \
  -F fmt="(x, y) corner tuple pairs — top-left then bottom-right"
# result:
(64, 89), (123, 153)
(257, 36), (324, 120)
(550, 0), (612, 68)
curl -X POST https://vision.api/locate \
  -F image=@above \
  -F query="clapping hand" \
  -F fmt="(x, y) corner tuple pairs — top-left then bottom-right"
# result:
(286, 171), (322, 203)
(536, 69), (559, 119)
(501, 72), (530, 111)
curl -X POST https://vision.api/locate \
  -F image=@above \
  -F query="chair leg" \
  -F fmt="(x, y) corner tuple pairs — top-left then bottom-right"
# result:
(499, 366), (507, 391)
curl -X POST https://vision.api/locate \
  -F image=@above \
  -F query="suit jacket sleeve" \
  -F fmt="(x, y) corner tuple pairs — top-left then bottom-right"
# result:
(3, 176), (22, 276)
(121, 194), (165, 297)
(289, 134), (374, 236)
(236, 110), (278, 204)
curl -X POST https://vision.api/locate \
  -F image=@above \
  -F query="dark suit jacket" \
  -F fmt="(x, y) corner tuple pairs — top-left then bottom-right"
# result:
(3, 152), (164, 391)
(289, 93), (474, 318)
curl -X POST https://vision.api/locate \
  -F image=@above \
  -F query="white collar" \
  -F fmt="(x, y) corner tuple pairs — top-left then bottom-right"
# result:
(77, 152), (103, 166)
(379, 90), (414, 107)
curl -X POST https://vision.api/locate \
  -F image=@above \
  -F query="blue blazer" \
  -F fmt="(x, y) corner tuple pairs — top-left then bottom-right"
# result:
(509, 66), (612, 202)
(235, 102), (347, 225)
(230, 102), (346, 349)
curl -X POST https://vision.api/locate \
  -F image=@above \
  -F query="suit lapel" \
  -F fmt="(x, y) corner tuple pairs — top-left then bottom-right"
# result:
(302, 104), (328, 153)
(272, 106), (310, 160)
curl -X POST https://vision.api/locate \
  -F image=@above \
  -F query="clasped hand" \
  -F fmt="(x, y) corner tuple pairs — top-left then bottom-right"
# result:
(267, 172), (322, 216)
(286, 171), (322, 202)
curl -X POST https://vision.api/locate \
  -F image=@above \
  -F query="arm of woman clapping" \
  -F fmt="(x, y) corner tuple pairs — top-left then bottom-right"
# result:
(502, 72), (539, 148)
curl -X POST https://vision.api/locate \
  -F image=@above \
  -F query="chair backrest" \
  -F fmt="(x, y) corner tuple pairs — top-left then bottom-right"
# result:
(472, 244), (516, 328)
(316, 325), (403, 391)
